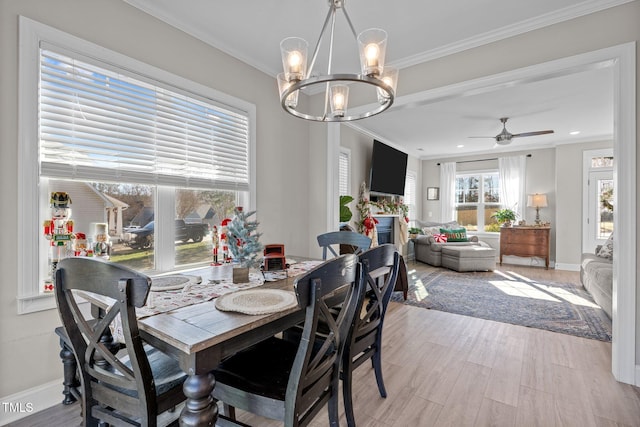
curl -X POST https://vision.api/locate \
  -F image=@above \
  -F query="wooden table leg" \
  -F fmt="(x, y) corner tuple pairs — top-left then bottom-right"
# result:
(180, 373), (217, 426)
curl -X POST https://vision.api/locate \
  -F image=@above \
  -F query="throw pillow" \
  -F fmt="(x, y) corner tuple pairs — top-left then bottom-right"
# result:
(440, 227), (468, 242)
(433, 233), (448, 243)
(422, 226), (440, 237)
(597, 234), (613, 260)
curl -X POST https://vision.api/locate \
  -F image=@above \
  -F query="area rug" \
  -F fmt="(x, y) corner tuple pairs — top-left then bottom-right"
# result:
(391, 268), (612, 342)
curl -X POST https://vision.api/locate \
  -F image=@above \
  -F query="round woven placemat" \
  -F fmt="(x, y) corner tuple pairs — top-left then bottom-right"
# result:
(215, 289), (298, 315)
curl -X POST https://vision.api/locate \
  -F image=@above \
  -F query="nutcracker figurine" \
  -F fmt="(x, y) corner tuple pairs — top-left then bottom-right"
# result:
(43, 192), (75, 290)
(210, 225), (221, 266)
(220, 218), (232, 263)
(92, 223), (111, 259)
(73, 232), (89, 256)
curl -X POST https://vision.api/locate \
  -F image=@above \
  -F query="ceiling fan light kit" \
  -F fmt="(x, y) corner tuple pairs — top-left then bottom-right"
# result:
(471, 117), (554, 145)
(278, 0), (398, 122)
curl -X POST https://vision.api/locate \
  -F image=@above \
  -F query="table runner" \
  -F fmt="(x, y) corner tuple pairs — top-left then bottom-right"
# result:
(135, 259), (323, 318)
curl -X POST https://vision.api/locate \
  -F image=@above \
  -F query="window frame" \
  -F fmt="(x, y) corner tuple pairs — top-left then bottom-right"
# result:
(339, 147), (351, 197)
(18, 17), (256, 314)
(454, 170), (500, 233)
(404, 170), (417, 223)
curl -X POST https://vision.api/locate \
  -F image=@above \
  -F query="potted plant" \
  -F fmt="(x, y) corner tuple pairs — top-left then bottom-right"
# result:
(408, 227), (423, 239)
(492, 208), (517, 227)
(226, 207), (263, 283)
(340, 195), (354, 223)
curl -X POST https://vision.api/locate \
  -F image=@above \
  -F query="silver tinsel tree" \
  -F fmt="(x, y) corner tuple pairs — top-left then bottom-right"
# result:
(226, 208), (263, 269)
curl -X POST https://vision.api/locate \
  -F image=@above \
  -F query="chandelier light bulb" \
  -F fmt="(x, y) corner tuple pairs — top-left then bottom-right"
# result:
(288, 51), (303, 77)
(330, 85), (349, 117)
(364, 43), (380, 75)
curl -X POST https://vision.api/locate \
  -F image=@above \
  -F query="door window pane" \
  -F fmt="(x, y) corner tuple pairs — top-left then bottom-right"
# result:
(598, 179), (614, 239)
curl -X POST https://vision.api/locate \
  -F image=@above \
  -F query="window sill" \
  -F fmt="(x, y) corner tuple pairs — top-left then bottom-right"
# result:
(17, 293), (56, 314)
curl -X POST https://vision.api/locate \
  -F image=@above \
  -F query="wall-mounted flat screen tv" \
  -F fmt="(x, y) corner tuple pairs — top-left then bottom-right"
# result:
(369, 140), (408, 196)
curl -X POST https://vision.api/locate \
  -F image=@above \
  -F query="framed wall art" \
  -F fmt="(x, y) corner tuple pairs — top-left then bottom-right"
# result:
(427, 187), (439, 200)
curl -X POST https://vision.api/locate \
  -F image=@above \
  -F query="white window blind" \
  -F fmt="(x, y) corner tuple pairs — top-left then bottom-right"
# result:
(404, 171), (416, 220)
(39, 46), (250, 191)
(339, 149), (350, 196)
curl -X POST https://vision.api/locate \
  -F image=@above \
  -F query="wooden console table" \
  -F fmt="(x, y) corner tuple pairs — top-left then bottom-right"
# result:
(499, 226), (550, 269)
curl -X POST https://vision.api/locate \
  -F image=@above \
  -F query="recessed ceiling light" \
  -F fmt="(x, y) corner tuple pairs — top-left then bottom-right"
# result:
(417, 148), (424, 151)
(569, 131), (581, 135)
(457, 144), (464, 148)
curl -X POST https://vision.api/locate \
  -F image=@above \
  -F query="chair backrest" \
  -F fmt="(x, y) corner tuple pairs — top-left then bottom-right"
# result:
(288, 254), (366, 426)
(54, 257), (158, 425)
(317, 231), (372, 260)
(347, 244), (400, 368)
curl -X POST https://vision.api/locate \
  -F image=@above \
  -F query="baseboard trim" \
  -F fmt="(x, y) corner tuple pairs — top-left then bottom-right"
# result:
(554, 262), (581, 271)
(0, 378), (63, 426)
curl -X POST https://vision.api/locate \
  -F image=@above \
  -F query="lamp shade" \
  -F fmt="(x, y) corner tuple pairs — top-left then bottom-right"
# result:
(527, 193), (548, 208)
(357, 28), (387, 77)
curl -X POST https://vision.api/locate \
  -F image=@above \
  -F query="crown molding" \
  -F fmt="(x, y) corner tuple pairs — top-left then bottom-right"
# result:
(125, 0), (634, 76)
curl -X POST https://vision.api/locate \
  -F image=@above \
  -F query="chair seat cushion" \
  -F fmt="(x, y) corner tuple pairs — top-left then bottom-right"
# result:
(213, 337), (298, 401)
(115, 345), (187, 397)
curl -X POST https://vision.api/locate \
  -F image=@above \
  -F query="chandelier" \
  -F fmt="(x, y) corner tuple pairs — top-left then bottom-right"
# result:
(277, 0), (398, 122)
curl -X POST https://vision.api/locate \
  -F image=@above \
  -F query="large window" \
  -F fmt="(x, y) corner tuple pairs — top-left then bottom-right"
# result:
(19, 18), (255, 313)
(455, 172), (500, 232)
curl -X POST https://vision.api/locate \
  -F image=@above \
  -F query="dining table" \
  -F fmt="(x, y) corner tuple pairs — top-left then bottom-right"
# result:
(136, 260), (321, 426)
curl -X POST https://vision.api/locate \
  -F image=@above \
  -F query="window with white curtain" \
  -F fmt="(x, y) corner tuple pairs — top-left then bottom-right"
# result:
(18, 18), (255, 313)
(339, 148), (351, 196)
(404, 171), (417, 223)
(455, 171), (500, 232)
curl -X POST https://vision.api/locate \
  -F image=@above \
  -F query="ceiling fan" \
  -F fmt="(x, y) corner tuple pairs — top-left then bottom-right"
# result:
(470, 117), (554, 145)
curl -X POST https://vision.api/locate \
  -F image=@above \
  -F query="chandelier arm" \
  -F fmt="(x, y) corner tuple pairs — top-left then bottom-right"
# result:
(322, 5), (339, 120)
(340, 6), (359, 39)
(306, 3), (336, 80)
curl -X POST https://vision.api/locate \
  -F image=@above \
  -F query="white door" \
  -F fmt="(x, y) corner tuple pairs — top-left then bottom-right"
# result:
(585, 170), (614, 253)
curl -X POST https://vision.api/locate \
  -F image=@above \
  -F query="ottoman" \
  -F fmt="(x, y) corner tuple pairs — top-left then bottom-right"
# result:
(441, 245), (496, 272)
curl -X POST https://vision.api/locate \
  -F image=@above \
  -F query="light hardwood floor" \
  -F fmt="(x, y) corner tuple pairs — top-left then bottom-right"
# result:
(9, 263), (640, 426)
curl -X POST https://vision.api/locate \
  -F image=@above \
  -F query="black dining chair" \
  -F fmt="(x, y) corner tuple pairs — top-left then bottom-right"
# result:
(342, 244), (400, 427)
(54, 257), (187, 427)
(211, 254), (366, 427)
(317, 231), (372, 260)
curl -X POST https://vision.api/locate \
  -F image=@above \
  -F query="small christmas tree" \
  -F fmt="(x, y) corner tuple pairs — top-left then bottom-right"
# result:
(226, 207), (263, 269)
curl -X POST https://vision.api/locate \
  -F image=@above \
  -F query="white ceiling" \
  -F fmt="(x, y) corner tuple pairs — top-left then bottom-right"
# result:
(124, 0), (626, 159)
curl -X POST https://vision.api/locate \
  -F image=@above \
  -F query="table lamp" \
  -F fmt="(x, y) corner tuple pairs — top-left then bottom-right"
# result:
(527, 193), (548, 225)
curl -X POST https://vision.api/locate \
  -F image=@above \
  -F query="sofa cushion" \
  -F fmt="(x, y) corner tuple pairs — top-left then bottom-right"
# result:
(440, 227), (468, 242)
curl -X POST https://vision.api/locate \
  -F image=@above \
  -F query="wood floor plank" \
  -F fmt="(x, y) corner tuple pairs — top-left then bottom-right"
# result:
(474, 397), (517, 427)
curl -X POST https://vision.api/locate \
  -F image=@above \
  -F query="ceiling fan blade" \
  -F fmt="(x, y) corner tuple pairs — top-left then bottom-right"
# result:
(511, 130), (554, 138)
(468, 136), (496, 139)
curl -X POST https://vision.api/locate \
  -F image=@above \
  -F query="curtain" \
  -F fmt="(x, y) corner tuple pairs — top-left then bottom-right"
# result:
(498, 155), (527, 219)
(439, 162), (456, 222)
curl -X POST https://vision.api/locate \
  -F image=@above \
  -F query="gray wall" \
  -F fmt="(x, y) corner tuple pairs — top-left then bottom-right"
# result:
(556, 140), (614, 266)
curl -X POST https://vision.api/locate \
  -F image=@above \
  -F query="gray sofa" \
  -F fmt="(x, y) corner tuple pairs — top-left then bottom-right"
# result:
(580, 246), (613, 319)
(413, 221), (489, 267)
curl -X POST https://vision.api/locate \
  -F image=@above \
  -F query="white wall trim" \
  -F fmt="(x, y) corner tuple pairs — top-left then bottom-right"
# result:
(327, 123), (341, 232)
(555, 263), (581, 272)
(0, 379), (63, 426)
